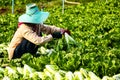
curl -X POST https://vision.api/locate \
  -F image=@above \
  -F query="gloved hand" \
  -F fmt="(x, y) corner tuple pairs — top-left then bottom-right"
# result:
(51, 32), (62, 39)
(60, 29), (71, 35)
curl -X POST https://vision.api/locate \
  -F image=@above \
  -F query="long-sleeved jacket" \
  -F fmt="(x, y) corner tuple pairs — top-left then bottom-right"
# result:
(8, 23), (61, 60)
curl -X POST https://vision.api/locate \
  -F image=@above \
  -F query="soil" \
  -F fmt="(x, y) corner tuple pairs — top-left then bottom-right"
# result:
(0, 8), (8, 14)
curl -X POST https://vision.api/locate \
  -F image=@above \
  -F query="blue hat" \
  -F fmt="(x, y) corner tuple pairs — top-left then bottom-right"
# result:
(19, 3), (49, 24)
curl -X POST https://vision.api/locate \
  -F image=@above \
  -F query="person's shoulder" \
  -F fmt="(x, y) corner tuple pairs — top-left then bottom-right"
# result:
(19, 24), (30, 29)
(17, 24), (32, 33)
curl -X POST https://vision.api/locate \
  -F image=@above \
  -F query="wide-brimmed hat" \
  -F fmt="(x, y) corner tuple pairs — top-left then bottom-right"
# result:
(19, 3), (49, 24)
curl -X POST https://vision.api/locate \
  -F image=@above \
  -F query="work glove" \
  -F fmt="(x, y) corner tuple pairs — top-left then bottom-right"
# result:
(60, 29), (71, 35)
(51, 32), (62, 39)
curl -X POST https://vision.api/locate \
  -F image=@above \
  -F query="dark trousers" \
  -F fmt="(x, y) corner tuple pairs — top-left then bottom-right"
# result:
(12, 39), (39, 59)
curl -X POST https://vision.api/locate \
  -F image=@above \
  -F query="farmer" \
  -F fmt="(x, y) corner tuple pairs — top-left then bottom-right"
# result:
(8, 3), (70, 60)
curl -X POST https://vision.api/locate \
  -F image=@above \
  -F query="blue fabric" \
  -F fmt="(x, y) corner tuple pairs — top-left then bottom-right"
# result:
(18, 3), (49, 24)
(19, 12), (49, 24)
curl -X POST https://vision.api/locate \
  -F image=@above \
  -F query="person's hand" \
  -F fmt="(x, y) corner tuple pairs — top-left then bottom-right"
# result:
(61, 29), (71, 35)
(51, 32), (62, 39)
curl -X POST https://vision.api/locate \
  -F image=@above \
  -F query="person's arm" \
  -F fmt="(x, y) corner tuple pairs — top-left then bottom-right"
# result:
(39, 24), (71, 35)
(20, 24), (53, 45)
(39, 24), (62, 34)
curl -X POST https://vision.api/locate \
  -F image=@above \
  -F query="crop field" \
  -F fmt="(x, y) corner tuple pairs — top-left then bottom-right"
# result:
(0, 0), (120, 79)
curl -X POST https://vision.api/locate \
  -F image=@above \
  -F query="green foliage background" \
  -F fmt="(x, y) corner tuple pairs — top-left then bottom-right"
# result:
(0, 0), (120, 78)
(0, 0), (97, 6)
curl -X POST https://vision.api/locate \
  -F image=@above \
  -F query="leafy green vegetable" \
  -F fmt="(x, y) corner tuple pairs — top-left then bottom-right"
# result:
(0, 67), (4, 73)
(65, 71), (74, 80)
(80, 68), (89, 78)
(102, 76), (115, 80)
(1, 64), (120, 79)
(17, 67), (24, 75)
(113, 74), (120, 80)
(54, 72), (62, 80)
(73, 71), (84, 80)
(88, 71), (101, 80)
(0, 0), (120, 78)
(23, 64), (35, 78)
(65, 33), (76, 44)
(45, 65), (59, 74)
(2, 76), (10, 80)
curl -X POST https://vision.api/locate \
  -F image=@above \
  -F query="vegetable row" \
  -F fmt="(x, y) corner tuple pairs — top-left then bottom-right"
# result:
(0, 64), (120, 80)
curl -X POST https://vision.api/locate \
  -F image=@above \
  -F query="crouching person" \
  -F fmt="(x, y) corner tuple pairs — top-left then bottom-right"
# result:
(8, 3), (70, 60)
